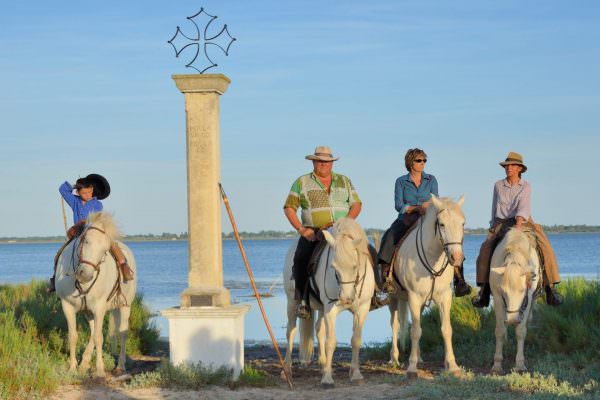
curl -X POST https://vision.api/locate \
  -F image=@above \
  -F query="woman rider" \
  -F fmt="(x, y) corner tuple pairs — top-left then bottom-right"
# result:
(472, 152), (562, 307)
(377, 148), (472, 297)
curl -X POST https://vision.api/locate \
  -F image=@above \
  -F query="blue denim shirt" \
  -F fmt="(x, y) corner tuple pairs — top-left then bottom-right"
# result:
(59, 181), (103, 224)
(394, 173), (439, 215)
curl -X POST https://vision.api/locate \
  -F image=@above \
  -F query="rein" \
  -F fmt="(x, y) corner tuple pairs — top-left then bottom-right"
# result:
(321, 239), (368, 305)
(72, 225), (124, 311)
(415, 209), (463, 303)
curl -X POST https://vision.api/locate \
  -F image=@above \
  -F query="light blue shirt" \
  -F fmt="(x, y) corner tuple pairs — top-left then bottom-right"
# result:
(59, 181), (103, 224)
(394, 173), (439, 215)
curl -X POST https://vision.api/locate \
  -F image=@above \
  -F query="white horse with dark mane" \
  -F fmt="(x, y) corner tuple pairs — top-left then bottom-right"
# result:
(282, 217), (375, 387)
(56, 212), (137, 377)
(388, 195), (465, 378)
(489, 227), (540, 374)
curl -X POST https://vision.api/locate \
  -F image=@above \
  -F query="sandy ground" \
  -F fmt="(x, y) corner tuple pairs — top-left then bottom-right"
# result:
(51, 345), (430, 400)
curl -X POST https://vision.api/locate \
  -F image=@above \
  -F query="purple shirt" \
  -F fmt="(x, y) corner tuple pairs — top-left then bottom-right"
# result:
(59, 181), (103, 224)
(490, 178), (531, 227)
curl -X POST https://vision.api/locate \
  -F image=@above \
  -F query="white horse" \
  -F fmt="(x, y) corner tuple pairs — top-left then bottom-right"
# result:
(56, 212), (137, 377)
(282, 217), (375, 387)
(388, 195), (465, 378)
(489, 227), (540, 374)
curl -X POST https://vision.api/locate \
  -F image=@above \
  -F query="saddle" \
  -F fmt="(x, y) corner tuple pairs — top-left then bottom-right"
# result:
(304, 234), (378, 305)
(389, 214), (421, 288)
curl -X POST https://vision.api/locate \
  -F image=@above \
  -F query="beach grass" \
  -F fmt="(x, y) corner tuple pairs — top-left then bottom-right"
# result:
(367, 277), (600, 398)
(0, 280), (160, 399)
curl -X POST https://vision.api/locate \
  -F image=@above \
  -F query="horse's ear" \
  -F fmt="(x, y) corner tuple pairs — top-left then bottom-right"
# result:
(430, 194), (442, 209)
(322, 230), (336, 247)
(456, 194), (465, 208)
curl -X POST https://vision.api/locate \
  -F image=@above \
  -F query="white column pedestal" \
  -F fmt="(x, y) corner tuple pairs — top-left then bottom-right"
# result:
(161, 304), (251, 379)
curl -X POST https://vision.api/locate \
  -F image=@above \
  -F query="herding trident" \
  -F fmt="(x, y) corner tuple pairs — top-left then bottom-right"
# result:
(219, 184), (294, 390)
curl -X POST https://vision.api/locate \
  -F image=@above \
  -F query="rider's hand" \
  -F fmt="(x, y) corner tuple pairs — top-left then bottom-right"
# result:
(298, 226), (317, 241)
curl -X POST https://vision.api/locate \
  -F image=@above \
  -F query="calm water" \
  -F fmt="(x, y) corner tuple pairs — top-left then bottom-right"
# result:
(1, 234), (599, 344)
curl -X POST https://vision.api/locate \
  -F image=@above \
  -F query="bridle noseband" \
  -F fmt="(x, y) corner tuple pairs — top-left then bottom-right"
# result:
(76, 226), (107, 272)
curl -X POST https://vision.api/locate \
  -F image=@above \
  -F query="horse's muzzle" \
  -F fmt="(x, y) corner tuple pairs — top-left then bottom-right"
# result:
(448, 250), (464, 267)
(505, 313), (522, 326)
(76, 266), (94, 284)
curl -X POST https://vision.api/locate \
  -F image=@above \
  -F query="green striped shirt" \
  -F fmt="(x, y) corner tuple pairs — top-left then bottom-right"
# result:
(284, 172), (361, 229)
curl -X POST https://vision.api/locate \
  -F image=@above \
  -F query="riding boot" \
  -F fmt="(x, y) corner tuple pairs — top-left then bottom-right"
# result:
(296, 282), (311, 319)
(380, 262), (396, 294)
(453, 264), (472, 297)
(47, 277), (56, 293)
(545, 285), (563, 306)
(110, 242), (134, 282)
(472, 283), (491, 308)
(370, 262), (390, 309)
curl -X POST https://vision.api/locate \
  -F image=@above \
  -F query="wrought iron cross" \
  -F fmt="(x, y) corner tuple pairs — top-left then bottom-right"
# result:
(168, 8), (236, 74)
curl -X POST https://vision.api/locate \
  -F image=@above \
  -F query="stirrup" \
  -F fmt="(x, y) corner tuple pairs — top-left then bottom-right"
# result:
(46, 277), (56, 293)
(382, 278), (396, 294)
(454, 279), (472, 297)
(372, 290), (390, 309)
(296, 303), (310, 319)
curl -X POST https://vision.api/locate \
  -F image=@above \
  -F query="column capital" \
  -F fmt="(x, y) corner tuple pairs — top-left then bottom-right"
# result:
(172, 74), (231, 94)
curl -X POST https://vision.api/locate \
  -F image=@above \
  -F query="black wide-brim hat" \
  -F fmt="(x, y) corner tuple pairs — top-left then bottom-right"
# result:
(84, 173), (110, 200)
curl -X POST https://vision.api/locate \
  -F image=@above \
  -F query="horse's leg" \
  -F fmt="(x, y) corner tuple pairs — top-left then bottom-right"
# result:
(349, 303), (369, 383)
(492, 297), (506, 374)
(115, 307), (131, 373)
(514, 308), (529, 372)
(316, 310), (326, 368)
(80, 317), (95, 371)
(62, 301), (78, 371)
(438, 289), (460, 375)
(388, 297), (400, 366)
(92, 306), (108, 378)
(281, 297), (297, 379)
(321, 308), (338, 388)
(406, 295), (422, 378)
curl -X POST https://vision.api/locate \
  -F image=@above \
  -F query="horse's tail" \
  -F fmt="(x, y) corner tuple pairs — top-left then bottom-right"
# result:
(398, 299), (409, 352)
(299, 310), (315, 365)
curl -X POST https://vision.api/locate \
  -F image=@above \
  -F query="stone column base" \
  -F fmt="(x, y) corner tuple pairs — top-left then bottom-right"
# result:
(161, 304), (251, 379)
(180, 285), (231, 307)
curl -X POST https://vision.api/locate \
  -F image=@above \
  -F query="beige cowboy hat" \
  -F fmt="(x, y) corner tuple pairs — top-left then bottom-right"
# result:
(499, 151), (527, 172)
(305, 146), (339, 162)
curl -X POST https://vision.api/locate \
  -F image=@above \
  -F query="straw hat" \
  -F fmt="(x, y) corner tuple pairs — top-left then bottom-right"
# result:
(305, 146), (339, 162)
(499, 151), (527, 172)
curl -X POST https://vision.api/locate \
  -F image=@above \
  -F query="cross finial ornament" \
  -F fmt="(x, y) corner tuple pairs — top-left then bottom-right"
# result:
(168, 8), (236, 74)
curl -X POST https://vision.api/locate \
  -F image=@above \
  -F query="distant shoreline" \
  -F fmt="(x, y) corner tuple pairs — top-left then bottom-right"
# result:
(2, 226), (600, 244)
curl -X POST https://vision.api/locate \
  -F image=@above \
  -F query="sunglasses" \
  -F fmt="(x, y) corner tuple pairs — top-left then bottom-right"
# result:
(414, 159), (427, 163)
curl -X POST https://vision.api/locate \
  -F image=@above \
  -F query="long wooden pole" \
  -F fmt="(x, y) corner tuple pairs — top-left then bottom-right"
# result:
(60, 197), (68, 239)
(219, 183), (294, 390)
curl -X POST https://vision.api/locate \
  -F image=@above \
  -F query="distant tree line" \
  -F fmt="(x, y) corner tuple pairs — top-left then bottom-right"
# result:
(2, 225), (600, 243)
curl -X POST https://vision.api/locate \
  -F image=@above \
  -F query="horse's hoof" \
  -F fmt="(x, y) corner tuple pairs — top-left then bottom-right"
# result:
(407, 371), (418, 380)
(450, 369), (462, 378)
(321, 382), (335, 389)
(93, 375), (107, 383)
(112, 367), (125, 376)
(514, 366), (527, 374)
(351, 378), (365, 386)
(280, 370), (292, 380)
(491, 367), (503, 375)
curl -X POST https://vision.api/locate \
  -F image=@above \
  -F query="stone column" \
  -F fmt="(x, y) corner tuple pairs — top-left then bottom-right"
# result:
(173, 74), (231, 308)
(161, 74), (250, 379)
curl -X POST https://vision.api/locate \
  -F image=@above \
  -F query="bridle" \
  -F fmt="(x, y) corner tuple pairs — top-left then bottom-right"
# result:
(76, 226), (107, 272)
(416, 209), (463, 278)
(415, 208), (464, 302)
(322, 235), (368, 305)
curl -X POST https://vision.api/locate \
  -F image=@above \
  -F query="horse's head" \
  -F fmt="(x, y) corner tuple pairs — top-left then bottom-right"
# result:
(322, 218), (369, 307)
(492, 228), (537, 325)
(429, 194), (465, 267)
(75, 212), (120, 284)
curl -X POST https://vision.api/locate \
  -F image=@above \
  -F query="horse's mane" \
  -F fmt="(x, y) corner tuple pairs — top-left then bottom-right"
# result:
(332, 218), (369, 268)
(87, 212), (122, 242)
(427, 197), (464, 218)
(502, 228), (537, 289)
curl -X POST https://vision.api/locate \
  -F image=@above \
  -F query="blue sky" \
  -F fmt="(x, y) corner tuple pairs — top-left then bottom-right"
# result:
(1, 1), (599, 236)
